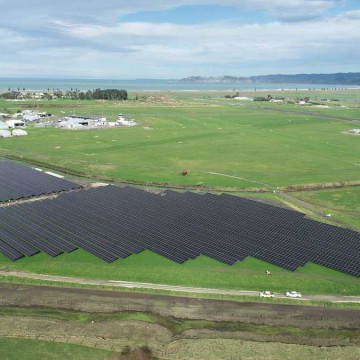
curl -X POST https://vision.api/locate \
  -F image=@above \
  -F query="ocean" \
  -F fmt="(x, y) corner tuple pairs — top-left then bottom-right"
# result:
(0, 78), (356, 92)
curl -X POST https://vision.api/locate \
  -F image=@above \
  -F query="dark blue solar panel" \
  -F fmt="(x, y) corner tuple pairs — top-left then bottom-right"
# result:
(0, 185), (358, 277)
(0, 159), (82, 202)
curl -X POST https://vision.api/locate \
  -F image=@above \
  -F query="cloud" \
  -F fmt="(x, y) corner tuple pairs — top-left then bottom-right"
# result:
(1, 0), (337, 24)
(237, 0), (336, 21)
(0, 1), (358, 78)
(340, 9), (360, 19)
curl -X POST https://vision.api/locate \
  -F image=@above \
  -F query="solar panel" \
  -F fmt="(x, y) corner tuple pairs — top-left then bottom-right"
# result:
(0, 159), (82, 202)
(0, 185), (359, 277)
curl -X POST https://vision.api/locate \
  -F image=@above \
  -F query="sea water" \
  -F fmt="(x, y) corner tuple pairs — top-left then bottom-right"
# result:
(0, 78), (356, 92)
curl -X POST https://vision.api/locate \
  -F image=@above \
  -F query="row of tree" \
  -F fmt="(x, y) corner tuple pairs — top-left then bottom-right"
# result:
(79, 88), (128, 100)
(0, 91), (20, 99)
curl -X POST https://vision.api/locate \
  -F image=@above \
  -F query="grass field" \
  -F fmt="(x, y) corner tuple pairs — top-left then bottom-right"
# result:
(160, 339), (360, 360)
(0, 96), (359, 189)
(0, 338), (112, 360)
(2, 336), (358, 360)
(0, 249), (358, 295)
(292, 187), (360, 229)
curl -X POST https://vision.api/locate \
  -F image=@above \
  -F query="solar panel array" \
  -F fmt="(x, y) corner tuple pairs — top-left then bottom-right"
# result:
(0, 185), (359, 276)
(0, 159), (82, 202)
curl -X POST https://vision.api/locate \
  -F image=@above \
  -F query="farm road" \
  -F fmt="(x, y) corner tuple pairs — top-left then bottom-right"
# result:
(0, 270), (359, 303)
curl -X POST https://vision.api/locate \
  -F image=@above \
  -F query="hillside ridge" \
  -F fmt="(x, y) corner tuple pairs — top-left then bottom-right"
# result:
(181, 72), (360, 85)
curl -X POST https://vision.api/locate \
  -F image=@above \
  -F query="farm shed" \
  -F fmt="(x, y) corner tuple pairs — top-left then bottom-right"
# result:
(59, 115), (107, 128)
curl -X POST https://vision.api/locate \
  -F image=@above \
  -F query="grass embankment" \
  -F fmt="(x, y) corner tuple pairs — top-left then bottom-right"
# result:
(0, 250), (358, 296)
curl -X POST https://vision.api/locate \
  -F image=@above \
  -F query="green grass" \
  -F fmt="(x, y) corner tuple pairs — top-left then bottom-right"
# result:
(292, 187), (360, 229)
(294, 187), (360, 211)
(0, 250), (358, 296)
(161, 339), (360, 360)
(1, 98), (359, 189)
(0, 338), (112, 360)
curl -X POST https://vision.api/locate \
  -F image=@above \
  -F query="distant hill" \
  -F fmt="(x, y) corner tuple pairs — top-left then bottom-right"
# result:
(181, 73), (360, 85)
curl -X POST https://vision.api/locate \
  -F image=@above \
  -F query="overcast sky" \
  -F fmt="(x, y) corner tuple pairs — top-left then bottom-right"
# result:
(0, 0), (359, 79)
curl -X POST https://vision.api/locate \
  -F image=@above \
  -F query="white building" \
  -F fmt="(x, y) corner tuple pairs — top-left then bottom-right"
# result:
(58, 115), (107, 128)
(116, 113), (136, 126)
(23, 114), (42, 122)
(234, 96), (253, 101)
(349, 129), (360, 135)
(6, 120), (25, 128)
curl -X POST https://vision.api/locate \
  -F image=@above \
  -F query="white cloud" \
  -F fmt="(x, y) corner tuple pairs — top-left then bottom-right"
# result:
(0, 1), (337, 24)
(0, 1), (358, 78)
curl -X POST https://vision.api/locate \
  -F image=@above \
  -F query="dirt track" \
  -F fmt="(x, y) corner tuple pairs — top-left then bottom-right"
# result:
(0, 270), (359, 303)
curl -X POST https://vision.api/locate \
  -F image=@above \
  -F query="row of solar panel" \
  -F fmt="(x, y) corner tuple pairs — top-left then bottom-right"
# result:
(0, 185), (359, 276)
(40, 186), (360, 272)
(0, 160), (82, 201)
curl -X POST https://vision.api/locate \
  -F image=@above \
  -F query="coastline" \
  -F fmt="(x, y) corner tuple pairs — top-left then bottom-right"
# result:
(1, 78), (360, 92)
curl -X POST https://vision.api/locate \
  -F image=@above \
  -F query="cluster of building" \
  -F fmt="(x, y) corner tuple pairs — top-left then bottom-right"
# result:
(0, 110), (47, 137)
(0, 110), (49, 124)
(57, 114), (136, 129)
(1, 90), (74, 100)
(0, 110), (137, 135)
(232, 96), (288, 103)
(57, 115), (108, 129)
(1, 112), (25, 135)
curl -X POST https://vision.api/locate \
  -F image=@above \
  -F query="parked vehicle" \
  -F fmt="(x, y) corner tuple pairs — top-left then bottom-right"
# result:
(285, 291), (302, 298)
(259, 291), (275, 298)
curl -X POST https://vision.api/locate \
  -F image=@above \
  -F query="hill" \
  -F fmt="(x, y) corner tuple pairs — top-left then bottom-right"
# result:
(181, 72), (360, 85)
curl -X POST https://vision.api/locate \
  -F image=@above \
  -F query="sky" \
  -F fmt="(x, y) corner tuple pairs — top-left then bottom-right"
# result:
(0, 0), (359, 79)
